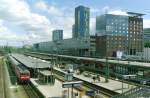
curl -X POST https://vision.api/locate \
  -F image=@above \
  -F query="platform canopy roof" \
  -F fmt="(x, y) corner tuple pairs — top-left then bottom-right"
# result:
(11, 53), (52, 69)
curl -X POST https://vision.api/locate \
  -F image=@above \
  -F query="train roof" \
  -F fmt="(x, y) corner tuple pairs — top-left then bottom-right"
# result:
(11, 53), (51, 69)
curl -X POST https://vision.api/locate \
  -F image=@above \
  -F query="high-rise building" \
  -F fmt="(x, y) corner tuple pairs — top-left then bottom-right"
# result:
(96, 12), (144, 57)
(52, 30), (63, 41)
(74, 5), (90, 38)
(128, 12), (144, 55)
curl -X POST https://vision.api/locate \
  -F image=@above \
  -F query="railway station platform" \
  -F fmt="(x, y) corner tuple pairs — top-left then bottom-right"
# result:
(54, 67), (137, 94)
(11, 53), (139, 97)
(30, 66), (136, 98)
(30, 78), (91, 98)
(74, 74), (136, 94)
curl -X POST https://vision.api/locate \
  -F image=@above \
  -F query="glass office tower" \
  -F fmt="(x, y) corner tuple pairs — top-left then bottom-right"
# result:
(74, 6), (90, 38)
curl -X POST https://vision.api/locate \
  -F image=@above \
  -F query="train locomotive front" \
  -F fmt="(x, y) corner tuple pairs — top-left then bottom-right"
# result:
(16, 65), (30, 82)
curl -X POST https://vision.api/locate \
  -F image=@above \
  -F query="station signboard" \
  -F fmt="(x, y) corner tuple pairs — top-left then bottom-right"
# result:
(62, 81), (83, 88)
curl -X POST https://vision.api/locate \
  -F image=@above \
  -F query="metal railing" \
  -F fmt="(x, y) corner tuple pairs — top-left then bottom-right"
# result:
(112, 86), (150, 98)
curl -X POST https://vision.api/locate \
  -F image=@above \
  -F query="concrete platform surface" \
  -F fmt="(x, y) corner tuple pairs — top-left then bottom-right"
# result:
(74, 74), (136, 94)
(54, 67), (136, 94)
(30, 78), (91, 98)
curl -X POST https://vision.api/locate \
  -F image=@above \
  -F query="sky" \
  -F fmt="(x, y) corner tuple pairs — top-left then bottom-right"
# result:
(0, 0), (150, 46)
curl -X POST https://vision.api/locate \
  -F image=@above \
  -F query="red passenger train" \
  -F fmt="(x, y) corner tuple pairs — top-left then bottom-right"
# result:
(8, 55), (30, 82)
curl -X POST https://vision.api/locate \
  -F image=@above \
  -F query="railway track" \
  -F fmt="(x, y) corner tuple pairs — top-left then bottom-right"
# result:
(23, 82), (39, 98)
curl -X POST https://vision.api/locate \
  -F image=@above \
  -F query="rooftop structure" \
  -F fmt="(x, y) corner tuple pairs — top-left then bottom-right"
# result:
(127, 12), (145, 17)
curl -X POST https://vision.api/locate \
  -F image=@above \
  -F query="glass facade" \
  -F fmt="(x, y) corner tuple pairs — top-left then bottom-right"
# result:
(96, 14), (129, 57)
(96, 13), (143, 57)
(144, 28), (150, 42)
(74, 6), (90, 38)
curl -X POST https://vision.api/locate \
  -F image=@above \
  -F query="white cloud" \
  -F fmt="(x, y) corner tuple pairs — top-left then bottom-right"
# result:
(35, 1), (48, 11)
(0, 20), (29, 42)
(0, 0), (54, 45)
(108, 10), (128, 16)
(50, 16), (74, 39)
(102, 6), (110, 13)
(34, 1), (73, 38)
(35, 1), (63, 16)
(91, 8), (100, 13)
(48, 6), (63, 16)
(143, 19), (150, 28)
(90, 18), (96, 35)
(0, 0), (75, 46)
(100, 6), (128, 16)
